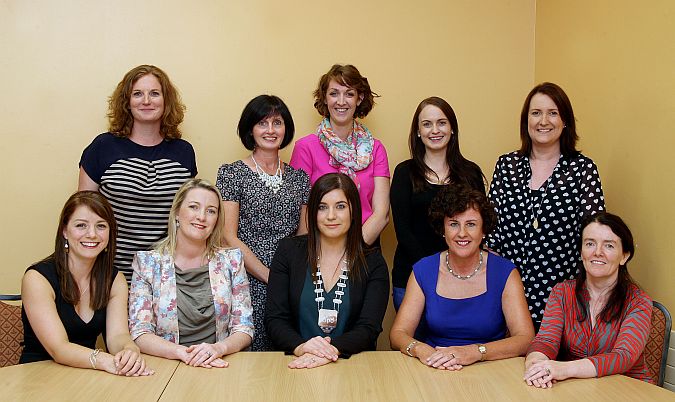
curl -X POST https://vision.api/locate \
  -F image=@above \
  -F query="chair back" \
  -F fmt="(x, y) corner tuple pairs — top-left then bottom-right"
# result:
(0, 295), (23, 367)
(644, 301), (672, 387)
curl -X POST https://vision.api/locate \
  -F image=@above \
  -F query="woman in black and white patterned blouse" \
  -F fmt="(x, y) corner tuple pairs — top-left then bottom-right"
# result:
(487, 82), (605, 331)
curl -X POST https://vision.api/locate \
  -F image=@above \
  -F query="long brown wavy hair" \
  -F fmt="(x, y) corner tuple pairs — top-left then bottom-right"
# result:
(107, 64), (185, 139)
(50, 191), (117, 310)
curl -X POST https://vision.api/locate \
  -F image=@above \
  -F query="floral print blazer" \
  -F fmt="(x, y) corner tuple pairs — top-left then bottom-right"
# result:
(129, 248), (254, 343)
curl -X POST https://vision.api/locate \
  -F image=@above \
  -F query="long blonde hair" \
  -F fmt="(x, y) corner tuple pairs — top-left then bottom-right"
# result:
(154, 179), (225, 259)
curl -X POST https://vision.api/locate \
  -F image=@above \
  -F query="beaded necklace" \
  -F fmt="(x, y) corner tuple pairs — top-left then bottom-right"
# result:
(313, 255), (349, 334)
(251, 154), (283, 194)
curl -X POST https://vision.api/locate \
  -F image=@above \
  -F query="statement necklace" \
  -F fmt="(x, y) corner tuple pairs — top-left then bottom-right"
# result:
(313, 254), (349, 334)
(251, 154), (283, 194)
(445, 250), (484, 280)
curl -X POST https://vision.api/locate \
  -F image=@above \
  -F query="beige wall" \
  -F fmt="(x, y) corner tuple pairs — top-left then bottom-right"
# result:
(0, 1), (535, 348)
(535, 0), (675, 314)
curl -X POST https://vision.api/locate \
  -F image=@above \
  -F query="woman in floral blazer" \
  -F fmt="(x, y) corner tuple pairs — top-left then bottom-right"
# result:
(129, 179), (254, 368)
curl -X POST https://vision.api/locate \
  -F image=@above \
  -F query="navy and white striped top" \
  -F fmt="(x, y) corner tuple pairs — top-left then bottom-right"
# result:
(79, 132), (197, 282)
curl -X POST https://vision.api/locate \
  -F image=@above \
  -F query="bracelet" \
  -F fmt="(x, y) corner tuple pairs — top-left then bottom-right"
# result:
(89, 348), (101, 369)
(405, 341), (418, 357)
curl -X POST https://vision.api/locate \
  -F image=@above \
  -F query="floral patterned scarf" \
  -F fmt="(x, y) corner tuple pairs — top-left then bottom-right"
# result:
(316, 118), (374, 189)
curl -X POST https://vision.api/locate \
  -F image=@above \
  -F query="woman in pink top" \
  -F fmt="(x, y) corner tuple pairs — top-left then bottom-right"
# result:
(290, 64), (390, 245)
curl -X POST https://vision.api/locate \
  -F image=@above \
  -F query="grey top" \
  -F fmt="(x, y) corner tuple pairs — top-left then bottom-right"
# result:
(175, 264), (217, 346)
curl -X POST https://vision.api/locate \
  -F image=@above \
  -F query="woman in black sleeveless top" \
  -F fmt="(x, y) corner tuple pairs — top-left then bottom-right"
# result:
(20, 191), (153, 376)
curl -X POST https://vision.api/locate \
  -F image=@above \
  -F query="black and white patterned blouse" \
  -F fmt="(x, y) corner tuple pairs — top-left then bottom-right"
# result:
(487, 151), (605, 326)
(215, 160), (310, 351)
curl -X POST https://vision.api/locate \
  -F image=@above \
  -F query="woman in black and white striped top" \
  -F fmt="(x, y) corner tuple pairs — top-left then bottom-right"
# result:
(78, 65), (197, 282)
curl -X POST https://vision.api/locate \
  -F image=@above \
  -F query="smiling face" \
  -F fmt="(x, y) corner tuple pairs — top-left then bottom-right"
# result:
(527, 93), (564, 150)
(444, 207), (484, 260)
(418, 104), (453, 152)
(176, 188), (220, 244)
(252, 113), (285, 151)
(317, 189), (352, 241)
(581, 222), (630, 283)
(129, 74), (164, 124)
(324, 79), (363, 128)
(62, 205), (110, 264)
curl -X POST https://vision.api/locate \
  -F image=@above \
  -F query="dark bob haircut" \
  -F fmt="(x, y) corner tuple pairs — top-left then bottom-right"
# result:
(313, 64), (378, 119)
(237, 95), (295, 151)
(428, 183), (497, 239)
(519, 82), (579, 157)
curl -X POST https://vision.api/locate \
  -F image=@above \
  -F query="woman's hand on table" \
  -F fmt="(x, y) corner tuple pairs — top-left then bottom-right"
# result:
(294, 336), (339, 361)
(183, 343), (229, 368)
(524, 359), (567, 388)
(113, 348), (154, 376)
(288, 352), (332, 369)
(423, 345), (480, 370)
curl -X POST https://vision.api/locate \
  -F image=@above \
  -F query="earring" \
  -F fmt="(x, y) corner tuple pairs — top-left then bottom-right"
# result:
(176, 220), (180, 228)
(64, 239), (69, 253)
(417, 132), (421, 138)
(104, 247), (108, 252)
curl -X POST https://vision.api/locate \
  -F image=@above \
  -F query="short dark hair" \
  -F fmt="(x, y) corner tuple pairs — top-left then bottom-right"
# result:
(313, 64), (378, 119)
(237, 95), (295, 151)
(428, 183), (497, 239)
(575, 212), (638, 323)
(51, 191), (117, 310)
(306, 173), (367, 283)
(519, 82), (579, 157)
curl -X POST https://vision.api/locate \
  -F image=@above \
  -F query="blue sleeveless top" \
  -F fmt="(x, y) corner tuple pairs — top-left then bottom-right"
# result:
(413, 252), (515, 347)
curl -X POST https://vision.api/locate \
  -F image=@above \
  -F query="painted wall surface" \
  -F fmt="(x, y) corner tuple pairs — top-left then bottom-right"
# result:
(0, 0), (536, 349)
(535, 0), (675, 314)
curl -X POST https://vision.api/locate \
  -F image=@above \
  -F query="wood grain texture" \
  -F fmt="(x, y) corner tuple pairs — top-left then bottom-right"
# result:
(0, 354), (179, 402)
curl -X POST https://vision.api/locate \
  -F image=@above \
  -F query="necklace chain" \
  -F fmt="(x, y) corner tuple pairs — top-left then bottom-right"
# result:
(445, 250), (484, 280)
(251, 154), (283, 194)
(314, 255), (349, 311)
(528, 156), (559, 230)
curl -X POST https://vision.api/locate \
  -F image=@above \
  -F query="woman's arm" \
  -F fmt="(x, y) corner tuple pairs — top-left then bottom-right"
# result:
(390, 271), (438, 364)
(265, 239), (306, 352)
(330, 252), (390, 356)
(389, 163), (426, 263)
(362, 176), (390, 245)
(222, 200), (270, 283)
(78, 167), (99, 191)
(105, 272), (152, 375)
(222, 248), (254, 352)
(296, 205), (308, 235)
(22, 270), (119, 374)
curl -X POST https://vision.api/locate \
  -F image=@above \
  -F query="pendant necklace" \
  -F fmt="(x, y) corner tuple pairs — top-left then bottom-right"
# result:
(528, 157), (559, 230)
(445, 250), (484, 280)
(251, 154), (283, 194)
(313, 253), (349, 334)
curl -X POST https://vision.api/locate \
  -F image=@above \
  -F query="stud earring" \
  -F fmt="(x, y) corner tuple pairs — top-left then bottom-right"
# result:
(64, 239), (69, 253)
(176, 220), (180, 228)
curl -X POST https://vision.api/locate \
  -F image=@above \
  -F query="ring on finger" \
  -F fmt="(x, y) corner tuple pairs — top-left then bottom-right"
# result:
(310, 358), (316, 363)
(450, 353), (455, 359)
(545, 368), (551, 376)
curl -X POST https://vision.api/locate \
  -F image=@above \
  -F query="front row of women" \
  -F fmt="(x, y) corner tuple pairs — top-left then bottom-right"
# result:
(20, 175), (654, 386)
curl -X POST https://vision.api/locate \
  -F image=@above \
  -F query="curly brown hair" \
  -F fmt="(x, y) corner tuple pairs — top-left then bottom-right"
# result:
(313, 64), (378, 119)
(107, 65), (185, 139)
(429, 183), (497, 238)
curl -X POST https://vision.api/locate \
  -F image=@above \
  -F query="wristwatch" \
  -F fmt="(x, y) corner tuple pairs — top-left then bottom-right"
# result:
(478, 344), (487, 361)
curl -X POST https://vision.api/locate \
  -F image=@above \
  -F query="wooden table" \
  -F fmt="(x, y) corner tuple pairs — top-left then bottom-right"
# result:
(0, 354), (178, 402)
(3, 352), (673, 401)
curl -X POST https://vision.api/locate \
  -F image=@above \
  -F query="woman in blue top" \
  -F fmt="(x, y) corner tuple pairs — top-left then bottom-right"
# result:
(390, 183), (533, 370)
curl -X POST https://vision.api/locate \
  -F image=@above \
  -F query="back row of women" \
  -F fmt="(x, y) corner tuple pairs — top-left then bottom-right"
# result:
(19, 64), (654, 386)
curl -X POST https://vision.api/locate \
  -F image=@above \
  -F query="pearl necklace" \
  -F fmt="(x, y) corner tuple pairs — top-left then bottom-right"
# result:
(251, 154), (283, 194)
(445, 250), (484, 280)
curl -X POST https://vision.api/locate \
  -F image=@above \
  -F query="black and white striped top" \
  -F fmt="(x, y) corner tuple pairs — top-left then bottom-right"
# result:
(80, 133), (197, 282)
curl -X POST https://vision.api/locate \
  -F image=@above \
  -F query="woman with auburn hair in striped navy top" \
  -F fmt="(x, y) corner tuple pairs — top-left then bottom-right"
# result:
(524, 212), (654, 387)
(78, 65), (197, 282)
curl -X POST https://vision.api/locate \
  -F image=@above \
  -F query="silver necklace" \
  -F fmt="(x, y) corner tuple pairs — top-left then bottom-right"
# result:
(314, 254), (349, 334)
(251, 154), (283, 194)
(445, 250), (484, 280)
